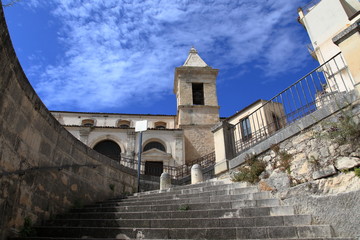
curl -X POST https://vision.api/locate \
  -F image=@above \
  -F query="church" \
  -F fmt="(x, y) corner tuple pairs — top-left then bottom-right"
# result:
(51, 47), (221, 177)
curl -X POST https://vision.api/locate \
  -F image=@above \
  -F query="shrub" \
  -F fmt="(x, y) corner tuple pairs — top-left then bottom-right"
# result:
(20, 216), (36, 237)
(231, 154), (266, 183)
(278, 151), (293, 174)
(354, 168), (360, 178)
(323, 111), (360, 146)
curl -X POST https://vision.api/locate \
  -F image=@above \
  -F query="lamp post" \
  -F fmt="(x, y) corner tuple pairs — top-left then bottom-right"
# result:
(135, 120), (148, 192)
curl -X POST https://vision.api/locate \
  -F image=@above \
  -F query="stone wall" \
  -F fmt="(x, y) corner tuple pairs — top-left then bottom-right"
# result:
(0, 6), (137, 239)
(228, 95), (360, 237)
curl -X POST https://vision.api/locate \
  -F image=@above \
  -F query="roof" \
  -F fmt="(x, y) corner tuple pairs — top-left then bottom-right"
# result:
(50, 110), (176, 117)
(183, 47), (208, 67)
(226, 99), (267, 121)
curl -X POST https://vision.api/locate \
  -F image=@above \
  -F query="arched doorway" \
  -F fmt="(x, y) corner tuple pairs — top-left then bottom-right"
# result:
(93, 140), (121, 161)
(143, 141), (166, 176)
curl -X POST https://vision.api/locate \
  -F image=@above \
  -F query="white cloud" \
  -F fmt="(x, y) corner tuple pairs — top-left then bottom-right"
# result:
(26, 0), (309, 112)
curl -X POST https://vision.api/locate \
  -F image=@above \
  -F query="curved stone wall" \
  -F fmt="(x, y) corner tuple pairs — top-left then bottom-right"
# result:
(0, 6), (136, 239)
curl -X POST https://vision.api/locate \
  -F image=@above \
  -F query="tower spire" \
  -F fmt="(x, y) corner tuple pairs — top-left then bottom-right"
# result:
(183, 47), (208, 67)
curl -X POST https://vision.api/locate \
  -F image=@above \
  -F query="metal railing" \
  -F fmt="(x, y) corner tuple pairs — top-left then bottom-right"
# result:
(301, 0), (321, 14)
(231, 53), (354, 156)
(118, 151), (215, 180)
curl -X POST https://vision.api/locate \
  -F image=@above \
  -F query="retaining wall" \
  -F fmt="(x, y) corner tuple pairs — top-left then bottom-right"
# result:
(0, 6), (137, 239)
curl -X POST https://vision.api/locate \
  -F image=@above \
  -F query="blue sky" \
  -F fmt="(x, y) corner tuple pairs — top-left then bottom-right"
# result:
(3, 0), (318, 117)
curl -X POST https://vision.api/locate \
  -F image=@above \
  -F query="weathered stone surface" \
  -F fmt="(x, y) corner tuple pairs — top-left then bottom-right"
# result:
(160, 172), (171, 191)
(191, 164), (204, 184)
(263, 170), (290, 191)
(335, 156), (360, 170)
(0, 9), (137, 240)
(312, 165), (337, 180)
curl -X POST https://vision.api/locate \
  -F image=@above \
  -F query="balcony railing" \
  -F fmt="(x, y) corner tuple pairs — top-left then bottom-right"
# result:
(230, 52), (354, 156)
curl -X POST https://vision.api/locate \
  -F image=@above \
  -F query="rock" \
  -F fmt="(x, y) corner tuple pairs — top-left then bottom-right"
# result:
(339, 144), (353, 156)
(335, 156), (360, 170)
(263, 170), (290, 191)
(262, 155), (271, 162)
(312, 165), (337, 180)
(319, 147), (330, 158)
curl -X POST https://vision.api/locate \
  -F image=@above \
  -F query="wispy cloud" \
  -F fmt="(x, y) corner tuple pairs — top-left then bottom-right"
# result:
(24, 0), (309, 112)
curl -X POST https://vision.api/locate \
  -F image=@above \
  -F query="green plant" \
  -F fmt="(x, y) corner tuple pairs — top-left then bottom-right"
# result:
(308, 156), (321, 169)
(72, 199), (83, 209)
(178, 205), (190, 211)
(109, 184), (115, 192)
(354, 168), (360, 178)
(322, 111), (360, 146)
(19, 216), (36, 237)
(270, 144), (280, 154)
(278, 151), (293, 174)
(231, 154), (266, 183)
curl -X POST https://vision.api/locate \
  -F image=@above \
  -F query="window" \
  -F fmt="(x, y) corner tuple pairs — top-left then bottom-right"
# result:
(272, 113), (281, 131)
(192, 83), (204, 105)
(154, 121), (167, 129)
(82, 119), (95, 127)
(143, 141), (166, 152)
(117, 120), (131, 129)
(240, 117), (252, 141)
(93, 140), (121, 161)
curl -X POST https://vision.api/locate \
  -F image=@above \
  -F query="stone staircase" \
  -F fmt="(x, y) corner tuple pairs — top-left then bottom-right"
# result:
(13, 180), (354, 240)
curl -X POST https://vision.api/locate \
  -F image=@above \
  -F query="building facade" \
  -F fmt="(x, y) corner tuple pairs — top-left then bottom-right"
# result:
(51, 48), (220, 176)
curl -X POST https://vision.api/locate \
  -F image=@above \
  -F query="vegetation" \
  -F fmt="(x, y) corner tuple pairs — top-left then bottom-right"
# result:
(109, 184), (115, 192)
(322, 111), (360, 146)
(178, 205), (190, 211)
(19, 216), (36, 237)
(231, 154), (266, 183)
(72, 199), (84, 209)
(355, 168), (360, 178)
(278, 151), (293, 174)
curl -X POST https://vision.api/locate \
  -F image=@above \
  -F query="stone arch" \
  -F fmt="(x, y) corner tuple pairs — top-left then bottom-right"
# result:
(143, 138), (167, 152)
(93, 139), (121, 161)
(89, 136), (126, 156)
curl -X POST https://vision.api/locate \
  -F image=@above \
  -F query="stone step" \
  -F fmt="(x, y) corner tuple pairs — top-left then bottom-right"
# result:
(11, 238), (356, 240)
(32, 225), (333, 239)
(58, 206), (296, 220)
(131, 182), (253, 199)
(45, 215), (312, 228)
(72, 198), (281, 213)
(92, 192), (273, 208)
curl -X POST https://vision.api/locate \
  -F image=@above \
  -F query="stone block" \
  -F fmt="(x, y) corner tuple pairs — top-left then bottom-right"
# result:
(335, 156), (360, 170)
(268, 226), (298, 238)
(236, 227), (268, 239)
(312, 165), (337, 179)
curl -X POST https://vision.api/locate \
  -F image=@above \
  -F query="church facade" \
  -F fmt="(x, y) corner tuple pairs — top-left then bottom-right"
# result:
(51, 48), (220, 176)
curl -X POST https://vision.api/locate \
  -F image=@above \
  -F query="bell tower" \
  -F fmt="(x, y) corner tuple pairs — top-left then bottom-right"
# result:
(174, 47), (220, 162)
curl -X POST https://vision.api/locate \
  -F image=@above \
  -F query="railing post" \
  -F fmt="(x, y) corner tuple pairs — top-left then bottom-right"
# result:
(160, 172), (171, 191)
(212, 121), (235, 175)
(333, 21), (360, 97)
(191, 164), (203, 184)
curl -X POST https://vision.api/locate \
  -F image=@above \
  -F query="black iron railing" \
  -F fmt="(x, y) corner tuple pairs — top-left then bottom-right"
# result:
(118, 151), (215, 180)
(230, 53), (354, 156)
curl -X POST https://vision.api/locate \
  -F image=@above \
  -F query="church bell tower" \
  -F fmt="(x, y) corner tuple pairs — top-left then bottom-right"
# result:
(174, 47), (220, 162)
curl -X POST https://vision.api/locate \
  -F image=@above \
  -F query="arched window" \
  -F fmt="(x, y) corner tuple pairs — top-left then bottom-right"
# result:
(143, 141), (166, 152)
(82, 119), (95, 127)
(117, 120), (131, 129)
(154, 121), (167, 129)
(93, 140), (121, 161)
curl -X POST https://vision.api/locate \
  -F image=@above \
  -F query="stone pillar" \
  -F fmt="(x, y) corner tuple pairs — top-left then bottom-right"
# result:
(333, 20), (360, 96)
(160, 172), (171, 191)
(191, 164), (203, 184)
